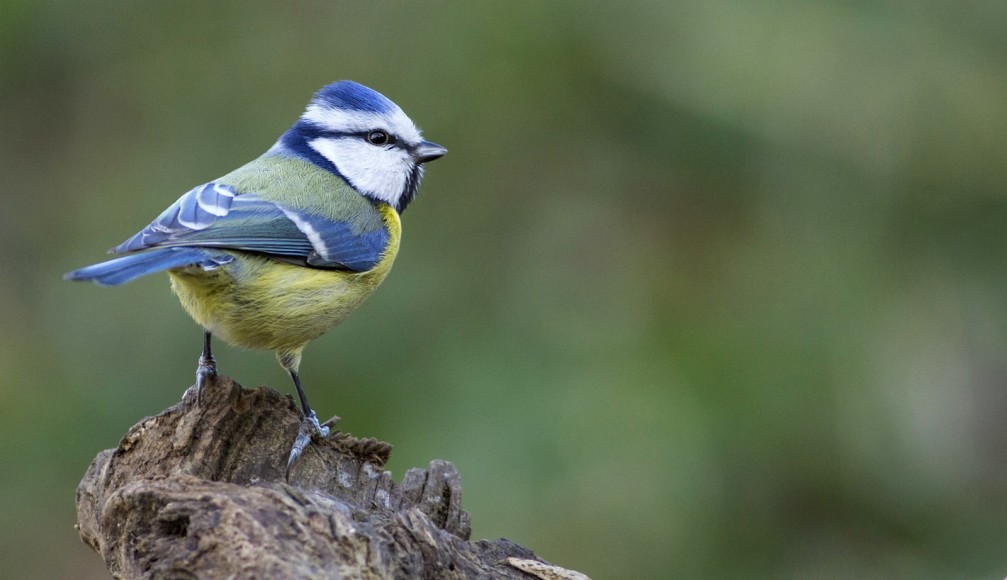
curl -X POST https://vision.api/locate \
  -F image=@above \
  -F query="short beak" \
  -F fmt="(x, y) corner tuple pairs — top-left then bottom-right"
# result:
(412, 140), (448, 164)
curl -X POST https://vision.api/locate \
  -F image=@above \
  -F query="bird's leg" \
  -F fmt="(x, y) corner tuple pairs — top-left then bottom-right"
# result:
(291, 368), (329, 436)
(286, 369), (331, 475)
(195, 330), (216, 402)
(280, 351), (329, 475)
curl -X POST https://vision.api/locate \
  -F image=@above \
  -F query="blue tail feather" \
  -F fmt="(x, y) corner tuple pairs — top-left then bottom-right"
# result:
(65, 247), (232, 286)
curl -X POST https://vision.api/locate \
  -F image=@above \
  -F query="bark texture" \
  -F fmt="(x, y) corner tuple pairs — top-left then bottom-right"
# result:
(76, 374), (586, 579)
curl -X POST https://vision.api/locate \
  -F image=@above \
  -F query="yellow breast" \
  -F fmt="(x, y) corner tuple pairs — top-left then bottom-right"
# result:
(168, 204), (401, 353)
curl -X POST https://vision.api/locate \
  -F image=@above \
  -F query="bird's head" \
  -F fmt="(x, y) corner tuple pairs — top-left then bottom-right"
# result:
(275, 80), (447, 213)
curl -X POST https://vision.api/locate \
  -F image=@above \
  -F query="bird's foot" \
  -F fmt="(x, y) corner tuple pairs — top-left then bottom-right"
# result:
(195, 355), (216, 405)
(286, 410), (330, 477)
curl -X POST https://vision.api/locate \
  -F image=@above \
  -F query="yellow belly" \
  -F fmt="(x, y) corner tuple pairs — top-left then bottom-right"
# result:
(167, 204), (401, 355)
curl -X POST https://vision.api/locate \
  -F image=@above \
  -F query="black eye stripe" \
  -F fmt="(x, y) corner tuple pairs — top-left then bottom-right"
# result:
(314, 128), (407, 149)
(361, 130), (393, 146)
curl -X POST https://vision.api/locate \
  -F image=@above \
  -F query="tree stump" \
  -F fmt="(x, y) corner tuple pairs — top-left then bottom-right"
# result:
(75, 374), (588, 579)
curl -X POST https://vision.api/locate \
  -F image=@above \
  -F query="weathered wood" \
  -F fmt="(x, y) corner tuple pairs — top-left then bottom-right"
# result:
(75, 374), (587, 579)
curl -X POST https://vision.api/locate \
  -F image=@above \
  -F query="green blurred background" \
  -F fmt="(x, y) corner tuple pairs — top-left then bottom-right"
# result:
(2, 1), (1006, 577)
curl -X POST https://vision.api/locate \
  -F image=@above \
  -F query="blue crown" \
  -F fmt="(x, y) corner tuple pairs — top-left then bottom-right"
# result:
(311, 81), (396, 114)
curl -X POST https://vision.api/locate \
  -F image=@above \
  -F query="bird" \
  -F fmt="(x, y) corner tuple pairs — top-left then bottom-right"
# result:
(65, 80), (446, 472)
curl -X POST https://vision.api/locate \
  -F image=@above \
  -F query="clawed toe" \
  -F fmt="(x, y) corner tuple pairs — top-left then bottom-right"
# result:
(285, 411), (330, 477)
(195, 358), (216, 404)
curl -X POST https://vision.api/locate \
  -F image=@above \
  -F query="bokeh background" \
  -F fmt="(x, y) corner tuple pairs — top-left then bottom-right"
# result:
(2, 1), (1006, 577)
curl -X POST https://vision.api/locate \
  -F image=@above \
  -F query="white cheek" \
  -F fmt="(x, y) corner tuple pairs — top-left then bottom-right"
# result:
(309, 138), (409, 205)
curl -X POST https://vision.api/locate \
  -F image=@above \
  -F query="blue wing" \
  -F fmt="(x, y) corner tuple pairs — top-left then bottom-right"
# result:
(113, 183), (389, 272)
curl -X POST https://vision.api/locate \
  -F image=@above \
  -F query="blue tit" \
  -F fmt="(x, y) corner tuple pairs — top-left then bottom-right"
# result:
(66, 80), (446, 471)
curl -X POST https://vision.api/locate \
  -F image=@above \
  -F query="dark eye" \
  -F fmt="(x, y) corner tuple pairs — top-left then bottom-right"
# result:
(367, 130), (390, 145)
